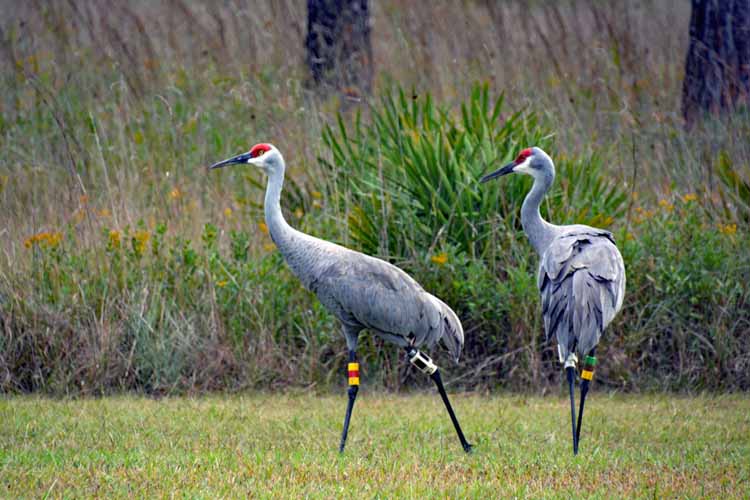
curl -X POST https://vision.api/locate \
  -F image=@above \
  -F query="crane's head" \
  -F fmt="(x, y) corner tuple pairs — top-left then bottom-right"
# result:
(209, 143), (284, 175)
(480, 146), (553, 183)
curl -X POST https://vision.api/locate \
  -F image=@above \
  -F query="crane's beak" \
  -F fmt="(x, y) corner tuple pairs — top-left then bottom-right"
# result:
(480, 161), (516, 183)
(209, 152), (252, 170)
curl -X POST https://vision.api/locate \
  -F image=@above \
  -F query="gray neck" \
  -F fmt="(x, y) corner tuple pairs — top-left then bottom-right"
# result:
(521, 170), (557, 255)
(264, 169), (294, 246)
(262, 166), (326, 291)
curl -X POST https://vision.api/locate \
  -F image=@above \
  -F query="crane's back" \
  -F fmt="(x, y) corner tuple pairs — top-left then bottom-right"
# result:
(270, 224), (464, 360)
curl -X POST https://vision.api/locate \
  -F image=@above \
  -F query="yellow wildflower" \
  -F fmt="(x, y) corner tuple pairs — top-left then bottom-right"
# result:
(216, 280), (228, 288)
(258, 222), (269, 235)
(224, 207), (233, 219)
(24, 231), (62, 249)
(109, 230), (121, 248)
(311, 191), (323, 199)
(263, 242), (276, 252)
(98, 208), (112, 218)
(719, 223), (737, 236)
(134, 230), (150, 254)
(682, 193), (698, 203)
(170, 188), (182, 200)
(46, 232), (62, 248)
(430, 252), (448, 266)
(658, 199), (674, 212)
(294, 208), (304, 219)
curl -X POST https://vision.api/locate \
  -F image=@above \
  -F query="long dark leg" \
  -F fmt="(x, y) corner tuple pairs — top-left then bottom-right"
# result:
(575, 348), (596, 455)
(407, 348), (473, 453)
(566, 365), (578, 455)
(339, 350), (359, 453)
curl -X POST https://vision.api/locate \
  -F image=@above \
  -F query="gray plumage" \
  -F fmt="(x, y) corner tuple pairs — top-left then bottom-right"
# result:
(484, 147), (625, 364)
(249, 145), (464, 361)
(538, 226), (625, 362)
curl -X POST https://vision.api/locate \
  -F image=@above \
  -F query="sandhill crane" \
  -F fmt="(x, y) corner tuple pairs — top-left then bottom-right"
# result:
(480, 147), (625, 455)
(210, 143), (473, 453)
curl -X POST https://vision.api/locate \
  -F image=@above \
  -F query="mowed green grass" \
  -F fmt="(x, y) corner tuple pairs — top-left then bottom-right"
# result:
(1, 393), (748, 498)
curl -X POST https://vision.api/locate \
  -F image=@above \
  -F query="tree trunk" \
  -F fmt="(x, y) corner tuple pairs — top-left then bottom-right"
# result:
(304, 0), (373, 97)
(681, 0), (750, 126)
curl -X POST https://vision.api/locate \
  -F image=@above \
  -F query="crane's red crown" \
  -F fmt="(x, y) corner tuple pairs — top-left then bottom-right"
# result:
(249, 143), (272, 158)
(515, 148), (533, 163)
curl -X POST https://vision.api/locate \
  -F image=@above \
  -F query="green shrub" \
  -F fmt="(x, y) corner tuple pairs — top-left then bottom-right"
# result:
(321, 83), (627, 261)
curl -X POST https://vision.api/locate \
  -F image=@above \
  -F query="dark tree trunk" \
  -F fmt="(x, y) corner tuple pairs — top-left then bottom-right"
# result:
(304, 0), (373, 96)
(682, 0), (750, 125)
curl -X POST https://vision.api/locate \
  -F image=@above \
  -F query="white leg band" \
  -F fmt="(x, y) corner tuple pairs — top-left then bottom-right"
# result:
(408, 349), (438, 375)
(563, 352), (578, 369)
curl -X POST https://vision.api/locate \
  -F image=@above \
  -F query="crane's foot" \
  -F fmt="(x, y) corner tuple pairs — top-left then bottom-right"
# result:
(338, 351), (359, 453)
(406, 348), (473, 453)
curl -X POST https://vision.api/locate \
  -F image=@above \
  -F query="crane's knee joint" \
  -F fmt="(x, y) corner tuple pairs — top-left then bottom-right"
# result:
(407, 348), (438, 375)
(581, 355), (597, 381)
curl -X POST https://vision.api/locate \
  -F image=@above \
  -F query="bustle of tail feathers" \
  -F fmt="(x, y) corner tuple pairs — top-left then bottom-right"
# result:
(438, 299), (464, 363)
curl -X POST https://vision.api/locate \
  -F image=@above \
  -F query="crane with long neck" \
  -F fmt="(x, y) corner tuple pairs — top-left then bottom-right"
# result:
(481, 147), (626, 455)
(211, 143), (473, 454)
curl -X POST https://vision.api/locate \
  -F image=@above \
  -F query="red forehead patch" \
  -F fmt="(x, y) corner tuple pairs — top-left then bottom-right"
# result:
(515, 148), (533, 163)
(249, 143), (272, 158)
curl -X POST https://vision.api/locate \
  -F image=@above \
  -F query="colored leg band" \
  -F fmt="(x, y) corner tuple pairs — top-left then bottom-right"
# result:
(348, 362), (360, 386)
(408, 349), (438, 375)
(581, 356), (596, 381)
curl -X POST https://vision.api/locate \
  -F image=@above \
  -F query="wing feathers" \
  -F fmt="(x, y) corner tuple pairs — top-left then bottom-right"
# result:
(539, 231), (625, 361)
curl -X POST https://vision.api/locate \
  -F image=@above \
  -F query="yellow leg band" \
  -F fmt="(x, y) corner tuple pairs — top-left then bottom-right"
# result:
(348, 363), (360, 386)
(581, 370), (594, 381)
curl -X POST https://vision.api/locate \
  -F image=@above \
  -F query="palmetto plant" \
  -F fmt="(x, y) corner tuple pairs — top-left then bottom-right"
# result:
(321, 83), (627, 261)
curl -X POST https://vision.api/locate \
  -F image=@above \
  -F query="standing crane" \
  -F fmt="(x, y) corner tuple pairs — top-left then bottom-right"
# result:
(210, 143), (473, 453)
(480, 147), (625, 455)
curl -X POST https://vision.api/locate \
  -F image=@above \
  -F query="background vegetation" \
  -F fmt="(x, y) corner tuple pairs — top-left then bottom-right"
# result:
(1, 0), (749, 394)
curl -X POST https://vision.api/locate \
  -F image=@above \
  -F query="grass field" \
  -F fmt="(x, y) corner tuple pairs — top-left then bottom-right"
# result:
(1, 393), (748, 498)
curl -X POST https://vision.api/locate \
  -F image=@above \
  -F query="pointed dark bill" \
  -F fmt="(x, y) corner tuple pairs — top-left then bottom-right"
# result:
(480, 161), (516, 183)
(209, 152), (251, 170)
